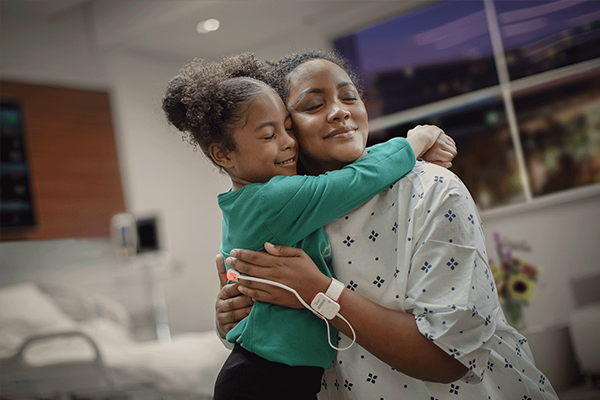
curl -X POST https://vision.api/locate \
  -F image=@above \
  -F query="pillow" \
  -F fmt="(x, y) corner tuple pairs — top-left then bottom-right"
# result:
(38, 283), (132, 331)
(0, 283), (75, 358)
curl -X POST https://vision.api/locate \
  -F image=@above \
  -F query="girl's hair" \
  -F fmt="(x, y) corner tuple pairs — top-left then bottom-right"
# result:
(162, 53), (269, 169)
(267, 50), (363, 103)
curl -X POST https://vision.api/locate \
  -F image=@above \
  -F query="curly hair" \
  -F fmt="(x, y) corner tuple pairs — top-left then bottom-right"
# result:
(266, 50), (363, 104)
(162, 53), (270, 169)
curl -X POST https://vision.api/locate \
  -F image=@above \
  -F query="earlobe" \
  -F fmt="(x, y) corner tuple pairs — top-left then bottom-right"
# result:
(209, 143), (233, 169)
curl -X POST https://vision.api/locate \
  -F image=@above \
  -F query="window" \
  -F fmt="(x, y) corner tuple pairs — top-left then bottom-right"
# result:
(335, 0), (600, 210)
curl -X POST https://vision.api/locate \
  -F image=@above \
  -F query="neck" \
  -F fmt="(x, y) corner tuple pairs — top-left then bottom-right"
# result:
(299, 149), (368, 176)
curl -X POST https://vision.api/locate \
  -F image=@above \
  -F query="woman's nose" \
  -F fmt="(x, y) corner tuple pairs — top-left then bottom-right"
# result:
(327, 103), (350, 123)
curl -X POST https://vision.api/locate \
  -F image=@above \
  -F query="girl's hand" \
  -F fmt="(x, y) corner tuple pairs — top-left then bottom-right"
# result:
(420, 132), (457, 168)
(406, 124), (444, 158)
(215, 254), (254, 338)
(226, 243), (331, 308)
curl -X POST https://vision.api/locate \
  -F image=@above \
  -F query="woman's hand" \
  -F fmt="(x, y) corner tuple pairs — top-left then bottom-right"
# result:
(225, 244), (467, 383)
(215, 254), (254, 339)
(226, 243), (331, 308)
(420, 132), (457, 168)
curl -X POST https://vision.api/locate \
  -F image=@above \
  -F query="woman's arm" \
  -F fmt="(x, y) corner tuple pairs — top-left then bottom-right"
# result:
(224, 244), (467, 383)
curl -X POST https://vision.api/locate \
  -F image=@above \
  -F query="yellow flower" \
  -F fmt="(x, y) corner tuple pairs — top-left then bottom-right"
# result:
(490, 265), (505, 283)
(507, 273), (535, 301)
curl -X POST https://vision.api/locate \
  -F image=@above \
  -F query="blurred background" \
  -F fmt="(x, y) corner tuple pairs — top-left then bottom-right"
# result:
(1, 0), (599, 399)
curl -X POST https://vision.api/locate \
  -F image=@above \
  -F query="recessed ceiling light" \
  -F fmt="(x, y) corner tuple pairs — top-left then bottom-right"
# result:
(197, 18), (220, 33)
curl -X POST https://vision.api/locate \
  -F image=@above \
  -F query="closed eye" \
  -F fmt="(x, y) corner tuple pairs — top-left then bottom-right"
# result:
(305, 103), (323, 111)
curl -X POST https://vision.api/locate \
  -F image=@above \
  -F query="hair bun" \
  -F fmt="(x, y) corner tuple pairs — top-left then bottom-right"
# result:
(162, 75), (192, 132)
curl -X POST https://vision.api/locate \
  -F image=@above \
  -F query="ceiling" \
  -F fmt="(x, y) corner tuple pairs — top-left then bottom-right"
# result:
(1, 0), (431, 79)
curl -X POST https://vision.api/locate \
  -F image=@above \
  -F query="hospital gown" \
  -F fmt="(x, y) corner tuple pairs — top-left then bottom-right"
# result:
(318, 161), (558, 400)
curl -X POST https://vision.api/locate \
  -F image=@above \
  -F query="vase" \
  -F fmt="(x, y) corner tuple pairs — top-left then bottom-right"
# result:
(502, 299), (526, 331)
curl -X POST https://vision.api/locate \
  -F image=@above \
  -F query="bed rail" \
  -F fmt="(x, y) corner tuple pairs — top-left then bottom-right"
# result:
(0, 331), (117, 399)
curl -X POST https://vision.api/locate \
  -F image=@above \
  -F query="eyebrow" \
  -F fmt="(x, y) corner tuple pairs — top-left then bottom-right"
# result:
(292, 81), (355, 107)
(256, 121), (276, 130)
(256, 114), (291, 131)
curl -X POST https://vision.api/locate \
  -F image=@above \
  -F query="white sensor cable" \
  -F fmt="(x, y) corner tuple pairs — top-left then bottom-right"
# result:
(227, 270), (356, 351)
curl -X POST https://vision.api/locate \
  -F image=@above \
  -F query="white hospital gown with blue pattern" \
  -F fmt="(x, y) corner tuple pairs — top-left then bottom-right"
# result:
(318, 161), (558, 400)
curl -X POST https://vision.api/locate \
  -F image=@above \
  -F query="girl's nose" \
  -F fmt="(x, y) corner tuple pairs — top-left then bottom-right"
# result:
(282, 130), (297, 149)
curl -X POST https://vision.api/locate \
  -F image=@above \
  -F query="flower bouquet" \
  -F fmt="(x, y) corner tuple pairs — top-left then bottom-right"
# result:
(489, 231), (539, 330)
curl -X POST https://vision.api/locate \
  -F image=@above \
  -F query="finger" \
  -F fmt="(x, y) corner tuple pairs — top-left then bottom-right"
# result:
(264, 242), (304, 258)
(236, 276), (275, 292)
(440, 133), (456, 145)
(239, 283), (304, 309)
(238, 285), (271, 302)
(216, 253), (228, 288)
(218, 306), (252, 331)
(441, 137), (458, 154)
(216, 292), (254, 314)
(430, 149), (456, 163)
(226, 256), (263, 276)
(229, 248), (280, 267)
(218, 282), (242, 300)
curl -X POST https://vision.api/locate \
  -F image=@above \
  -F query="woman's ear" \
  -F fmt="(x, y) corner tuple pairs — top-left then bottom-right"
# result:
(209, 143), (233, 169)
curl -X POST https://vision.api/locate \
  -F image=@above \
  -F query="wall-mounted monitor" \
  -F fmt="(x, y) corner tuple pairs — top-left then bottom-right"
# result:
(1, 102), (37, 229)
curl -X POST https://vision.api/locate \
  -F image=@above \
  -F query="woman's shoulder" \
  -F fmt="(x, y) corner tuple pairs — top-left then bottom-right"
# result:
(406, 162), (467, 192)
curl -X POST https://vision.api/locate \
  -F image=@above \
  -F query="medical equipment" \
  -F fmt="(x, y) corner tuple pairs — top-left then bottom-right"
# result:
(226, 269), (356, 351)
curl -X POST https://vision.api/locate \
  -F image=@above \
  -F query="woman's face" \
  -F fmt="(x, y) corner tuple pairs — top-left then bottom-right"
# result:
(286, 59), (369, 174)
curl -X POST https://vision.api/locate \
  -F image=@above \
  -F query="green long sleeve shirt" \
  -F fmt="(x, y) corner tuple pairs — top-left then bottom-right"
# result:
(218, 137), (415, 368)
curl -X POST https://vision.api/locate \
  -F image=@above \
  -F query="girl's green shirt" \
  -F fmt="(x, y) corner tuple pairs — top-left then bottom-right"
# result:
(218, 137), (415, 368)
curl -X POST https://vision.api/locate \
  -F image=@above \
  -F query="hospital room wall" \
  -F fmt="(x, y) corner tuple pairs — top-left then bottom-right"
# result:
(104, 50), (232, 334)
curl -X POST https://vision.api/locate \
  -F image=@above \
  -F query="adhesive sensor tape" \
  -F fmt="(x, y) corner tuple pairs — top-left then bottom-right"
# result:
(226, 269), (240, 282)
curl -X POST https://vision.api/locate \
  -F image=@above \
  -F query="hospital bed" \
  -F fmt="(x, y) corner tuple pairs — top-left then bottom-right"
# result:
(0, 282), (231, 400)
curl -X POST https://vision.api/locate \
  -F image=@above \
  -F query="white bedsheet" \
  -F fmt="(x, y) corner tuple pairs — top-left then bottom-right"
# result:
(0, 283), (231, 396)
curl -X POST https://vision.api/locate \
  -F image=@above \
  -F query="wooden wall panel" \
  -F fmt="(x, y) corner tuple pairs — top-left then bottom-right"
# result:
(0, 81), (126, 241)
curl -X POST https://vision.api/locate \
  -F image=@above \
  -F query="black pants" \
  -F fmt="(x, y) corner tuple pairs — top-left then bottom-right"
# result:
(214, 343), (324, 400)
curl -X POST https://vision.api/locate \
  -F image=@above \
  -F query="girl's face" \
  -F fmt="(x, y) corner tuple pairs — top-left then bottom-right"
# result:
(225, 86), (297, 189)
(286, 59), (369, 175)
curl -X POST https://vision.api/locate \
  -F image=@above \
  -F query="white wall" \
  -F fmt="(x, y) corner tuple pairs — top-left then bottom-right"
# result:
(104, 50), (233, 333)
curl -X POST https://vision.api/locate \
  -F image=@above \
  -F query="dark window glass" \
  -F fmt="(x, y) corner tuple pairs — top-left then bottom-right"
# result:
(495, 0), (600, 80)
(334, 0), (498, 118)
(515, 68), (600, 196)
(368, 97), (525, 210)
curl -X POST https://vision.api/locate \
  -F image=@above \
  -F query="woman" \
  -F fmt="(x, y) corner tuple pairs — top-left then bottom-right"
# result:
(216, 50), (558, 400)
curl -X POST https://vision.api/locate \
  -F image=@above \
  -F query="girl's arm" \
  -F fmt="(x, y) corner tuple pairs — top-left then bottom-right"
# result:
(223, 244), (467, 383)
(262, 136), (418, 242)
(265, 127), (445, 243)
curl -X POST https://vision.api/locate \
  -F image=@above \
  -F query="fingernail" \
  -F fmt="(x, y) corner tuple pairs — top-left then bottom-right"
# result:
(226, 257), (236, 265)
(230, 249), (238, 257)
(264, 242), (275, 249)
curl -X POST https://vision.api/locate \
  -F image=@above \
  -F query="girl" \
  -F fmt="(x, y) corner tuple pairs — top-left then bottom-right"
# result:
(162, 53), (453, 400)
